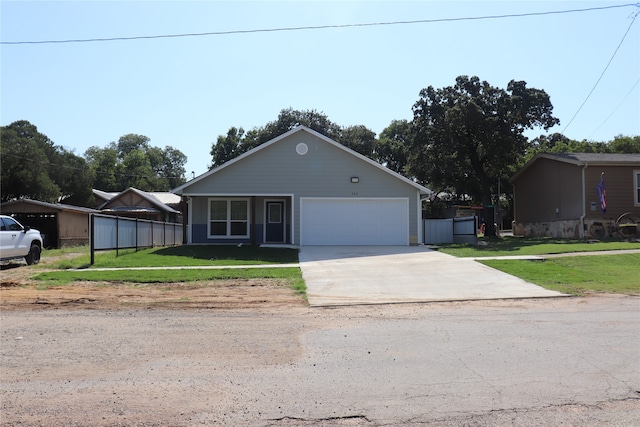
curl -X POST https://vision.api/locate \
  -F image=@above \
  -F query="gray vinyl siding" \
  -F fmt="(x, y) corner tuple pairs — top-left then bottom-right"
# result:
(185, 130), (422, 244)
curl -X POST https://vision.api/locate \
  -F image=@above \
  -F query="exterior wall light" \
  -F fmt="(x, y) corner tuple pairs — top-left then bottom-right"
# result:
(351, 177), (359, 183)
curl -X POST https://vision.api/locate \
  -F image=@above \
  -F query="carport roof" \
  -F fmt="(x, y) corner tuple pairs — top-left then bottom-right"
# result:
(0, 199), (100, 214)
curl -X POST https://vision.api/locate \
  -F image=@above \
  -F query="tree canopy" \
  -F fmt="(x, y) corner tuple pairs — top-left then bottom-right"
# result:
(376, 120), (412, 174)
(1, 120), (94, 204)
(528, 133), (640, 159)
(85, 134), (187, 192)
(1, 120), (187, 205)
(409, 76), (560, 205)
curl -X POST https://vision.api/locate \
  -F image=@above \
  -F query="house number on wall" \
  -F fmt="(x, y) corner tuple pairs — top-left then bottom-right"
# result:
(352, 192), (358, 196)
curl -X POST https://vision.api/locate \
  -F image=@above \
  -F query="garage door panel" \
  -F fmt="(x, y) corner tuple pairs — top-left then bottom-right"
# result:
(301, 198), (408, 245)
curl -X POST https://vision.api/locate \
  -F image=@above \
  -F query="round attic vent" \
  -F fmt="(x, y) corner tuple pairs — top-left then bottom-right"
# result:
(296, 143), (309, 155)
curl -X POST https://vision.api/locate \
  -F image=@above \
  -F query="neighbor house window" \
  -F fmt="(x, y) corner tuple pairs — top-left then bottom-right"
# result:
(635, 171), (640, 206)
(209, 198), (249, 237)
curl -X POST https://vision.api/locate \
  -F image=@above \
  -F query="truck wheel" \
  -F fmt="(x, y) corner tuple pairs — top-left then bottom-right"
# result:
(25, 243), (41, 265)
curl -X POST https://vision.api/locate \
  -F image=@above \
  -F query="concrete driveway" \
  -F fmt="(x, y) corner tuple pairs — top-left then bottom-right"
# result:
(299, 246), (564, 306)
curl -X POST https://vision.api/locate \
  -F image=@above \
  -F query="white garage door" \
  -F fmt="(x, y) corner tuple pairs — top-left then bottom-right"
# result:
(300, 198), (409, 245)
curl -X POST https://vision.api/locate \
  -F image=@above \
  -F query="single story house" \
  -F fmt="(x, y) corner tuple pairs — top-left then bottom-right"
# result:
(172, 126), (431, 246)
(510, 153), (640, 238)
(96, 187), (182, 223)
(0, 199), (100, 248)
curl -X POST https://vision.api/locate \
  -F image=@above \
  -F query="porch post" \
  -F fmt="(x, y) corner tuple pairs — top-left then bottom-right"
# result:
(251, 196), (256, 245)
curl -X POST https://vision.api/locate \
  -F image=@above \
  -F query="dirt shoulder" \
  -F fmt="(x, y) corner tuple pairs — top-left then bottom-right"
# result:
(0, 260), (306, 311)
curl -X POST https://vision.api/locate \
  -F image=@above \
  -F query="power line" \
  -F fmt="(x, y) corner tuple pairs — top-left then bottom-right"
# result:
(561, 10), (639, 134)
(2, 3), (638, 45)
(588, 78), (640, 139)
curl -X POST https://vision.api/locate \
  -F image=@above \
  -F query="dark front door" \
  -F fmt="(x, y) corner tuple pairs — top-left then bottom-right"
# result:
(265, 201), (285, 243)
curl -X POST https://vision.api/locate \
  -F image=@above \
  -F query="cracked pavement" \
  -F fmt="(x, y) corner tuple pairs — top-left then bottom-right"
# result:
(2, 295), (639, 425)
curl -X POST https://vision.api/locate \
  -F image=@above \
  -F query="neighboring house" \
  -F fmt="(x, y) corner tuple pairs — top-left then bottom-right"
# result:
(0, 199), (100, 248)
(510, 153), (640, 238)
(91, 189), (117, 208)
(96, 187), (182, 223)
(172, 126), (431, 246)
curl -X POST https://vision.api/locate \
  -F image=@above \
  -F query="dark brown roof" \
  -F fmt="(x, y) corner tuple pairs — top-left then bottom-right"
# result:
(540, 153), (640, 164)
(511, 152), (640, 182)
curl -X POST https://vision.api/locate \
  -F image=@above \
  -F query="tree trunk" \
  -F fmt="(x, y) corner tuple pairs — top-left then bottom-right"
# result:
(467, 139), (497, 237)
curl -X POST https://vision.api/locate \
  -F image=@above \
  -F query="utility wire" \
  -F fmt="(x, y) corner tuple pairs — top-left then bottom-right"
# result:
(561, 10), (639, 134)
(588, 78), (640, 138)
(2, 3), (638, 45)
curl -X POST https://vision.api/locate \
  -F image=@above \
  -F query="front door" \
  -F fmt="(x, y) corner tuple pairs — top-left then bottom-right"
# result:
(265, 201), (285, 243)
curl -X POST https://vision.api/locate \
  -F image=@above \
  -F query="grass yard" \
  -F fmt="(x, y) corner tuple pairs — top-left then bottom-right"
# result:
(439, 237), (640, 258)
(481, 253), (640, 295)
(33, 245), (306, 297)
(43, 244), (299, 269)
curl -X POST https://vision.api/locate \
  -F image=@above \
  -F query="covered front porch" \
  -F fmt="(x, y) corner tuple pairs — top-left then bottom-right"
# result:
(188, 195), (293, 245)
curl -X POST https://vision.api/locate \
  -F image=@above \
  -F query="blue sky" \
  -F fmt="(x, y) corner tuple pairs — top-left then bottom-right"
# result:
(2, 1), (639, 180)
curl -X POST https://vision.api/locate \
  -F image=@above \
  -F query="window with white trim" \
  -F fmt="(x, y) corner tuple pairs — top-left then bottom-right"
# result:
(209, 198), (249, 237)
(635, 170), (640, 206)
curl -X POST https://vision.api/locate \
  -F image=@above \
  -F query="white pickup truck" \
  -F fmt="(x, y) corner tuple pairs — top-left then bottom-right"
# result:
(0, 215), (43, 265)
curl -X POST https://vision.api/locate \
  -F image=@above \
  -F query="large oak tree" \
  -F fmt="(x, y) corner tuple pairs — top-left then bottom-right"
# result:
(410, 76), (559, 234)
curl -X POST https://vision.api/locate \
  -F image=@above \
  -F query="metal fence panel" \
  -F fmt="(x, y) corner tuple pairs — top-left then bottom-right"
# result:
(138, 221), (153, 247)
(424, 219), (454, 244)
(453, 216), (478, 245)
(90, 214), (183, 264)
(118, 220), (137, 248)
(153, 222), (163, 246)
(454, 216), (476, 235)
(165, 224), (177, 246)
(424, 216), (478, 245)
(93, 215), (117, 250)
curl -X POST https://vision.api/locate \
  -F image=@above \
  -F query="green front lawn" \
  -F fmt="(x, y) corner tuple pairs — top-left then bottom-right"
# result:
(439, 237), (640, 258)
(45, 245), (299, 270)
(481, 253), (640, 295)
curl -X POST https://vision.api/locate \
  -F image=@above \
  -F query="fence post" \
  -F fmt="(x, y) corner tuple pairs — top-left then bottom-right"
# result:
(116, 216), (119, 257)
(90, 214), (95, 265)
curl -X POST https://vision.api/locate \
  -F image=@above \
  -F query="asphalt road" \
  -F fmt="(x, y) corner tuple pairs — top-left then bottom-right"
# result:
(2, 296), (639, 426)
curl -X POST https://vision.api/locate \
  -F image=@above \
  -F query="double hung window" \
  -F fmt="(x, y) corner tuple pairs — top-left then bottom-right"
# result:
(209, 198), (249, 237)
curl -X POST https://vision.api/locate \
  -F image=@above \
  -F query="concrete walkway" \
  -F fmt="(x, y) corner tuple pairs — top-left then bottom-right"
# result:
(299, 246), (566, 307)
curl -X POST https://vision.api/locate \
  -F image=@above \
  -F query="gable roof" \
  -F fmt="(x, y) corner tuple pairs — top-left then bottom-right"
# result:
(173, 125), (431, 195)
(92, 189), (118, 201)
(93, 189), (180, 205)
(511, 152), (640, 182)
(98, 187), (180, 214)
